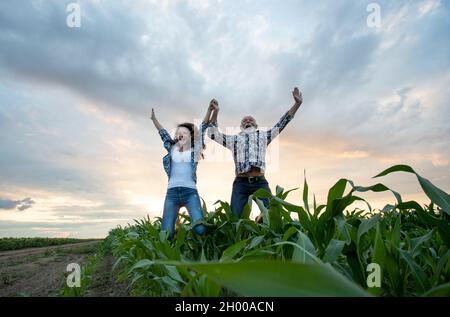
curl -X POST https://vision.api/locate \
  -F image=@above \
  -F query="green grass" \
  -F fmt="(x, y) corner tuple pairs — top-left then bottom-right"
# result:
(106, 164), (450, 296)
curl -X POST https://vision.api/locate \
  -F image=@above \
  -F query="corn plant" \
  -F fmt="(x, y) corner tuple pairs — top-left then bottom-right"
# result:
(108, 164), (450, 297)
(0, 238), (95, 251)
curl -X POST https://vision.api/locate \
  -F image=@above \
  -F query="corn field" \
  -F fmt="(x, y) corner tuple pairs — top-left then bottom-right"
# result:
(107, 165), (450, 297)
(0, 238), (96, 251)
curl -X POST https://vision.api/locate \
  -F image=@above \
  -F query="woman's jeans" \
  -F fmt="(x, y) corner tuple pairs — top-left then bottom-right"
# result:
(162, 187), (206, 237)
(230, 176), (272, 218)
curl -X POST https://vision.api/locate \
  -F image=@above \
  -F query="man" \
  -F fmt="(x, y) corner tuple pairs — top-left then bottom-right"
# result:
(207, 87), (303, 220)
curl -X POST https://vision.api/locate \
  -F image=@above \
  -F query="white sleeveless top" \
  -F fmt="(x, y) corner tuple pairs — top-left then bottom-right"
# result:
(167, 148), (197, 189)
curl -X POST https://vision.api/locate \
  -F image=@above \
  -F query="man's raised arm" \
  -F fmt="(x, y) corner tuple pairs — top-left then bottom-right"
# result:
(267, 87), (303, 144)
(288, 87), (303, 117)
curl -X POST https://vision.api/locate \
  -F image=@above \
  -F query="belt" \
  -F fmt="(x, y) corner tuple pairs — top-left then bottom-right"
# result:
(235, 176), (266, 183)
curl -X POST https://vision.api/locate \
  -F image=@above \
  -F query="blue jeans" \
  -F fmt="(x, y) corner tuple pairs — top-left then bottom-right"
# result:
(230, 176), (272, 218)
(162, 187), (207, 236)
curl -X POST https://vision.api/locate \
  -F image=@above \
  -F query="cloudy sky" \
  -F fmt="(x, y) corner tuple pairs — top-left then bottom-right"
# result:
(0, 0), (449, 238)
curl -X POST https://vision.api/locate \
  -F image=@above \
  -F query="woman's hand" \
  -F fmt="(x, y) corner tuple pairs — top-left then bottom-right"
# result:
(150, 108), (163, 131)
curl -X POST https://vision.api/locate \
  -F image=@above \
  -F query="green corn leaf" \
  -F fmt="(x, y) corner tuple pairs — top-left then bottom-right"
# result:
(247, 235), (266, 250)
(303, 170), (310, 213)
(423, 282), (450, 297)
(399, 249), (431, 294)
(323, 239), (346, 263)
(431, 250), (450, 286)
(130, 259), (154, 271)
(410, 230), (434, 258)
(291, 230), (318, 264)
(220, 240), (248, 262)
(181, 261), (370, 297)
(374, 164), (450, 216)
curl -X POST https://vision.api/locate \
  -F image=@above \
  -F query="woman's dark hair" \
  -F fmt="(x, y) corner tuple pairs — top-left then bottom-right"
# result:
(176, 123), (206, 159)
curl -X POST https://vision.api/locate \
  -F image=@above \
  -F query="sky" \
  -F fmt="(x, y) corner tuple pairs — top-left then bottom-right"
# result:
(0, 0), (449, 238)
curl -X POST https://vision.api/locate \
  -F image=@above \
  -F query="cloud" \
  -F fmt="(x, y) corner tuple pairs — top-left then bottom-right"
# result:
(48, 203), (149, 221)
(0, 199), (17, 210)
(17, 198), (35, 211)
(418, 0), (441, 16)
(0, 1), (382, 116)
(430, 153), (449, 167)
(0, 219), (138, 239)
(0, 0), (207, 115)
(0, 197), (35, 211)
(338, 151), (371, 159)
(0, 1), (448, 237)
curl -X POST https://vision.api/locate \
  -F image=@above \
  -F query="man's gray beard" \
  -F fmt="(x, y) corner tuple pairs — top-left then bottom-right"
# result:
(242, 126), (256, 133)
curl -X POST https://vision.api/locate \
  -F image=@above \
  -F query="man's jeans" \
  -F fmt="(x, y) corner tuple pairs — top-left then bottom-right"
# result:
(162, 187), (207, 236)
(230, 176), (272, 218)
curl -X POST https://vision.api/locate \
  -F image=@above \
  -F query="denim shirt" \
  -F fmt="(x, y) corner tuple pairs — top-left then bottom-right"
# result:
(159, 122), (209, 183)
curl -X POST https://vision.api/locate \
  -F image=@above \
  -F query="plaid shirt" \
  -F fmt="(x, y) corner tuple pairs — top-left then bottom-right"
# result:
(207, 111), (294, 175)
(159, 122), (208, 183)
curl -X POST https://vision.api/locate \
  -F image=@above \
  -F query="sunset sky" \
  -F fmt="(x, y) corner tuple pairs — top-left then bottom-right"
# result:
(0, 0), (449, 238)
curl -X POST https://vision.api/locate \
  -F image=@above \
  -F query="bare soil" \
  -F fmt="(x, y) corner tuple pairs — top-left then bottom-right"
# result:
(0, 241), (99, 297)
(85, 255), (129, 297)
(0, 241), (130, 297)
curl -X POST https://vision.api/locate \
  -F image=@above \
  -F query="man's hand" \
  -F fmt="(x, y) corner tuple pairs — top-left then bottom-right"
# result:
(204, 100), (218, 124)
(209, 99), (220, 123)
(292, 87), (303, 105)
(287, 87), (303, 117)
(209, 99), (219, 111)
(150, 108), (156, 121)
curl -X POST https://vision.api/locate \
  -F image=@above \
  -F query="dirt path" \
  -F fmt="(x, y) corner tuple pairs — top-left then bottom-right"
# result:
(0, 242), (99, 297)
(85, 255), (129, 297)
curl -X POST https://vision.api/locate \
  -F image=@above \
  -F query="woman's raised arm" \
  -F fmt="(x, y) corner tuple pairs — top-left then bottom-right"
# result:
(150, 108), (163, 131)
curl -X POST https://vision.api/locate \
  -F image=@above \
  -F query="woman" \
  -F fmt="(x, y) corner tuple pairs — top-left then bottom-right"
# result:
(150, 101), (216, 238)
